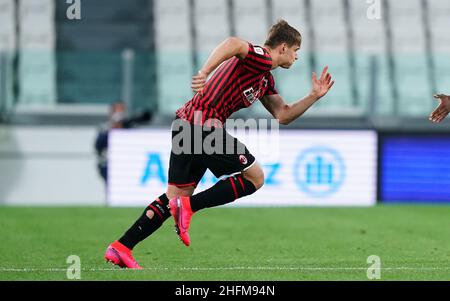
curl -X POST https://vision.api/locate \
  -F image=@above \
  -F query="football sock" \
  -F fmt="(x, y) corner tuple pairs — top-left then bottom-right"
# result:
(190, 174), (256, 212)
(118, 194), (170, 250)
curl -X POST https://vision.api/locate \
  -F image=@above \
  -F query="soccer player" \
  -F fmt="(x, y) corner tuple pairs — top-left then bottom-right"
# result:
(429, 94), (450, 123)
(104, 19), (334, 269)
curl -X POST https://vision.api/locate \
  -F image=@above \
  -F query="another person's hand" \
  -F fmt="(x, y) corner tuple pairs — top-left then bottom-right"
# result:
(191, 70), (208, 94)
(310, 66), (335, 100)
(429, 94), (450, 123)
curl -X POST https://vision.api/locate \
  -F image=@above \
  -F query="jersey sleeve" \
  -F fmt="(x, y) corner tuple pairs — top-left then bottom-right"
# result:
(241, 43), (273, 74)
(264, 73), (278, 96)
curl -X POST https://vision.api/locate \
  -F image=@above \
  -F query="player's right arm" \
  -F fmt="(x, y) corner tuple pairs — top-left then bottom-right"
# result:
(191, 37), (249, 93)
(430, 94), (450, 123)
(261, 66), (334, 125)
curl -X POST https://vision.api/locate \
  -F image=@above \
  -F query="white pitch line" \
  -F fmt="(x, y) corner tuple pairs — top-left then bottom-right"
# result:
(1, 266), (450, 272)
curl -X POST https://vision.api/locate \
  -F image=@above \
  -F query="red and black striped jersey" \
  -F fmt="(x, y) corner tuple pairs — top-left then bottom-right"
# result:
(176, 42), (278, 127)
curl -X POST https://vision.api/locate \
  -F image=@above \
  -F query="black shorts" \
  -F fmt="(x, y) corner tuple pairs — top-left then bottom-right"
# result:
(168, 118), (256, 187)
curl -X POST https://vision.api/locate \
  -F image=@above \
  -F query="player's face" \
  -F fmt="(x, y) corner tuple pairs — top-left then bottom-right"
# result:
(280, 44), (300, 69)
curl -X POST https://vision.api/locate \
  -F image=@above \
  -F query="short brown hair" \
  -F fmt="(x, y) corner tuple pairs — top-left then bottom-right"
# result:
(264, 19), (302, 48)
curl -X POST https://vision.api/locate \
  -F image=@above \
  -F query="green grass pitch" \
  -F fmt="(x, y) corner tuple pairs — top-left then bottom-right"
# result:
(0, 205), (449, 280)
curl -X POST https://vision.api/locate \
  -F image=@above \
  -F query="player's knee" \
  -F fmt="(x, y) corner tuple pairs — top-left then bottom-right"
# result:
(243, 167), (264, 190)
(251, 173), (265, 190)
(146, 210), (154, 219)
(166, 185), (195, 200)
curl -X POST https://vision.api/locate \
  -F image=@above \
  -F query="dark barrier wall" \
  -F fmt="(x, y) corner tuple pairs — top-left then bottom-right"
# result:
(380, 133), (450, 203)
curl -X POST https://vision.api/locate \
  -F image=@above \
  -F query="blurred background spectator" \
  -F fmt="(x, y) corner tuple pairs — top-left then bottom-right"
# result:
(95, 101), (152, 183)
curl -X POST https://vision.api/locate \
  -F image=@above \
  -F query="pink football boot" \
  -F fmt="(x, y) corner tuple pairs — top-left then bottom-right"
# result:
(104, 240), (143, 269)
(169, 196), (194, 247)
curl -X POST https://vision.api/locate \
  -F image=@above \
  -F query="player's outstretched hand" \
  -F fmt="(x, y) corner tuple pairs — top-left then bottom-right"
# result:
(311, 66), (335, 100)
(191, 70), (208, 94)
(429, 94), (450, 123)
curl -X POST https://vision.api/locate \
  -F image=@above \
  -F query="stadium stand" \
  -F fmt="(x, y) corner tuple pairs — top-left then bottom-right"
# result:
(348, 0), (393, 116)
(17, 0), (57, 105)
(0, 0), (15, 120)
(233, 0), (270, 47)
(428, 0), (450, 96)
(231, 0), (271, 116)
(309, 0), (355, 111)
(154, 0), (193, 115)
(388, 0), (433, 116)
(55, 0), (155, 113)
(193, 0), (231, 73)
(1, 0), (449, 124)
(265, 0), (312, 116)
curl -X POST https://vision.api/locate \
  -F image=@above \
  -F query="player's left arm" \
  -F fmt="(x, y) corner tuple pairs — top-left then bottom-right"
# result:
(261, 66), (334, 125)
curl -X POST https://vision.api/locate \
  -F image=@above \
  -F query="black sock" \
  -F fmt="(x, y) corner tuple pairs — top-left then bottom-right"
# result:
(118, 194), (170, 250)
(190, 174), (257, 212)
